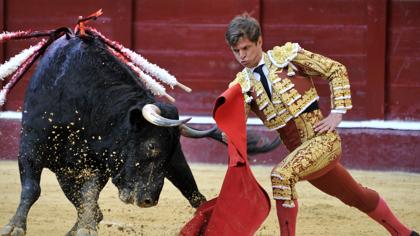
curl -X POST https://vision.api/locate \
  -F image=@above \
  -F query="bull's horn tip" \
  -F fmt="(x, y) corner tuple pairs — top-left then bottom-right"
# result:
(183, 117), (192, 122)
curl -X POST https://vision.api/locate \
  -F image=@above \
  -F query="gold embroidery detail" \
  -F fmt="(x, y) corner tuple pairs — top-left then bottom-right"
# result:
(252, 72), (320, 129)
(271, 114), (342, 202)
(293, 48), (352, 111)
(229, 46), (350, 131)
(288, 88), (319, 116)
(272, 78), (293, 94)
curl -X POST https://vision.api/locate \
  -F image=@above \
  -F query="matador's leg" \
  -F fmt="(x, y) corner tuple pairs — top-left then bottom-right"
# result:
(309, 163), (413, 236)
(271, 131), (341, 236)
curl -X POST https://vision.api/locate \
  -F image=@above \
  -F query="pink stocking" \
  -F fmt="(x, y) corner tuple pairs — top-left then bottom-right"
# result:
(276, 200), (298, 236)
(368, 197), (411, 236)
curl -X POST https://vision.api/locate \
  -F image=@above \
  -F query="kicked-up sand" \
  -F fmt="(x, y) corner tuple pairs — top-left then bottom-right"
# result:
(0, 160), (419, 236)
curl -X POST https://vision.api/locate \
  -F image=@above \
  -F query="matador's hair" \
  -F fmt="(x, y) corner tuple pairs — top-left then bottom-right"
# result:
(225, 13), (261, 47)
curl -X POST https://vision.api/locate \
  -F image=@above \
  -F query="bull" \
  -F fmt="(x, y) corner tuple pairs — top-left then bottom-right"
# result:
(0, 15), (279, 236)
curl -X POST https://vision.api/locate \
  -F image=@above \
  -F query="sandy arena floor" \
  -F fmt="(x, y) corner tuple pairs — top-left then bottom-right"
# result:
(0, 160), (419, 236)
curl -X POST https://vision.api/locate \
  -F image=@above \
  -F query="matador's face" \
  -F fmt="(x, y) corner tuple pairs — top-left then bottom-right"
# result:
(230, 36), (263, 68)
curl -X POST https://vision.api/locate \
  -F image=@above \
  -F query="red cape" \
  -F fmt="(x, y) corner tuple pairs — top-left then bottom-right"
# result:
(180, 84), (271, 236)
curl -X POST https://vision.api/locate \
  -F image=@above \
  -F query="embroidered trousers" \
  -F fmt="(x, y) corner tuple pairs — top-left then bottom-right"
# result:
(271, 109), (379, 212)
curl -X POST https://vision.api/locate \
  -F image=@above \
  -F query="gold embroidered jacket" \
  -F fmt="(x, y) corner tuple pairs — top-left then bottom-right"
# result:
(229, 42), (352, 130)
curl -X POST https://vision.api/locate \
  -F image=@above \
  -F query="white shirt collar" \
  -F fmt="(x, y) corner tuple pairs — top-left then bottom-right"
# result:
(250, 55), (265, 72)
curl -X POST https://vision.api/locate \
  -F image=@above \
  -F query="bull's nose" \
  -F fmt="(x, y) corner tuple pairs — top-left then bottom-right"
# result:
(136, 198), (158, 208)
(143, 199), (152, 205)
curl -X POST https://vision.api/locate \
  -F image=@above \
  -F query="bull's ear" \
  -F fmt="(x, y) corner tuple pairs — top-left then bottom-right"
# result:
(128, 106), (145, 130)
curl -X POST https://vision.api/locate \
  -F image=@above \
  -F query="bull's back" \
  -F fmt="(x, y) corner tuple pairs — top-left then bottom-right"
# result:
(27, 36), (102, 108)
(19, 36), (115, 166)
(22, 35), (138, 125)
(19, 35), (149, 164)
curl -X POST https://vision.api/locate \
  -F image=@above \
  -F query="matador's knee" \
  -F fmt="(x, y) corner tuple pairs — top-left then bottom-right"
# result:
(271, 168), (299, 208)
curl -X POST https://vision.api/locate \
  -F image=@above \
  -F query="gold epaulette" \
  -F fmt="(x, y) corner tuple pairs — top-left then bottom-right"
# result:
(267, 42), (301, 71)
(229, 71), (252, 103)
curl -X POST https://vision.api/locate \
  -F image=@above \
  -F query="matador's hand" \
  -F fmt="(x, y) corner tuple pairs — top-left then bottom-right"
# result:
(314, 113), (343, 133)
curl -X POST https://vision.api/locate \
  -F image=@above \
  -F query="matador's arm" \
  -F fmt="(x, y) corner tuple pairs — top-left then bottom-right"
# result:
(293, 49), (352, 114)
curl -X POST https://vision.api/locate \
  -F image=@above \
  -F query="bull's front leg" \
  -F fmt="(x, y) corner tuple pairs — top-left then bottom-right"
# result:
(165, 142), (206, 208)
(74, 176), (102, 236)
(1, 151), (43, 236)
(57, 171), (107, 236)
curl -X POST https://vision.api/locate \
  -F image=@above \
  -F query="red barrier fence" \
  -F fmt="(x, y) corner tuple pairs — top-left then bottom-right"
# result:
(1, 0), (419, 171)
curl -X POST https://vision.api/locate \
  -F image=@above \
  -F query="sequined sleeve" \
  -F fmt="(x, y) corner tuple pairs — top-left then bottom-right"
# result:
(293, 49), (352, 113)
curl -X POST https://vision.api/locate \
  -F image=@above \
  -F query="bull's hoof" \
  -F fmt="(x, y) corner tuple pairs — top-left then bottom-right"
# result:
(1, 225), (25, 236)
(76, 228), (98, 236)
(189, 192), (207, 208)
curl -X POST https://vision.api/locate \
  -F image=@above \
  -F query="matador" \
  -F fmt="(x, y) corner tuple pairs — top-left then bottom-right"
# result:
(225, 14), (418, 236)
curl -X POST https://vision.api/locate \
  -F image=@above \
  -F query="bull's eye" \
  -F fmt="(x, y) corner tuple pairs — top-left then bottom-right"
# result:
(145, 141), (159, 158)
(148, 143), (155, 150)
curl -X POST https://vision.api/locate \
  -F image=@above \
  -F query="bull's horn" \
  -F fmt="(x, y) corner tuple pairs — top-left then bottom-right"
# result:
(179, 124), (217, 138)
(142, 104), (191, 127)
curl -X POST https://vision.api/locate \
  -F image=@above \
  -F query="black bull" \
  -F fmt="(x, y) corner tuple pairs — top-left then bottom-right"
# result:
(1, 34), (279, 236)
